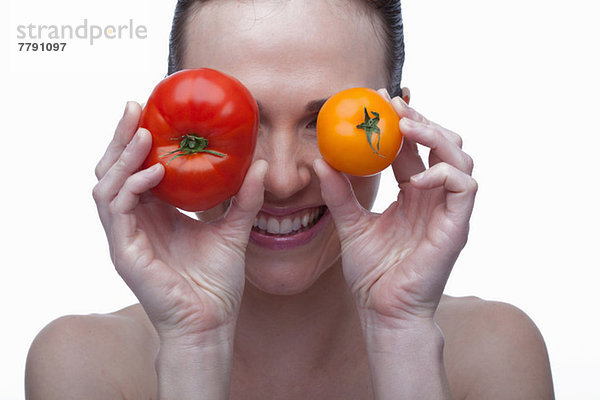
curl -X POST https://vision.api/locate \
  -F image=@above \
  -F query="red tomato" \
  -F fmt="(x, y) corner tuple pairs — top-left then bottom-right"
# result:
(316, 88), (402, 176)
(140, 68), (259, 211)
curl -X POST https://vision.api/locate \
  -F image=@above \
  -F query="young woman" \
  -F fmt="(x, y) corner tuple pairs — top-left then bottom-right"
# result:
(26, 0), (554, 399)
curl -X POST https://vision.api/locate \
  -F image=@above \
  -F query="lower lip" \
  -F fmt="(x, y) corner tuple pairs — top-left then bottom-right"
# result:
(249, 208), (331, 250)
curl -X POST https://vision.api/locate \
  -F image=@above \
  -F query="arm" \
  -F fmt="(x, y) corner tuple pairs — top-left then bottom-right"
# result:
(90, 102), (266, 399)
(313, 89), (476, 399)
(155, 329), (235, 400)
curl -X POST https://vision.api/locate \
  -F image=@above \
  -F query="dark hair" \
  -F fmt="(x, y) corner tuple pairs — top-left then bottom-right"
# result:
(167, 0), (405, 96)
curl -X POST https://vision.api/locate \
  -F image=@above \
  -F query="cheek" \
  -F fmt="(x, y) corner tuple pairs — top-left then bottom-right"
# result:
(349, 174), (381, 211)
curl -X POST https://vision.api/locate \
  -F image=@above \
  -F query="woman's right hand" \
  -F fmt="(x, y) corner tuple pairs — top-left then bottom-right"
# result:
(93, 102), (267, 345)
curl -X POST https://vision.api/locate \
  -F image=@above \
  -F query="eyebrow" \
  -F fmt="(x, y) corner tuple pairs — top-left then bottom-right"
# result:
(305, 98), (328, 113)
(256, 97), (329, 115)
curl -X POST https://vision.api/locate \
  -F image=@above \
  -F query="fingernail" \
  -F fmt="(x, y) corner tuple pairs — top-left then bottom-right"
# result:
(256, 159), (269, 179)
(377, 88), (392, 101)
(400, 118), (415, 128)
(397, 96), (409, 105)
(149, 163), (162, 172)
(123, 101), (131, 117)
(391, 97), (406, 110)
(137, 128), (149, 138)
(128, 129), (147, 147)
(313, 158), (326, 173)
(411, 171), (426, 182)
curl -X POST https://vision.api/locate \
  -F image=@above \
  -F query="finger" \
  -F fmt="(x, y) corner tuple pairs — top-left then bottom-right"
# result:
(440, 128), (463, 149)
(313, 158), (364, 235)
(400, 118), (473, 175)
(392, 138), (426, 185)
(110, 163), (165, 214)
(93, 128), (153, 208)
(377, 88), (392, 102)
(389, 96), (428, 184)
(107, 163), (165, 273)
(375, 88), (424, 179)
(219, 159), (269, 233)
(391, 96), (429, 123)
(391, 96), (464, 149)
(95, 101), (143, 180)
(410, 163), (478, 218)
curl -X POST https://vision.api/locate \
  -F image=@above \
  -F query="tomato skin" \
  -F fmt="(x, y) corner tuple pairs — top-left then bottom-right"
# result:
(316, 88), (402, 176)
(140, 68), (259, 211)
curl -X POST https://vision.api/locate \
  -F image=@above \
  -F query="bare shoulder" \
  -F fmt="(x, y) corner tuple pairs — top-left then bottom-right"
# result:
(435, 295), (555, 400)
(25, 304), (158, 400)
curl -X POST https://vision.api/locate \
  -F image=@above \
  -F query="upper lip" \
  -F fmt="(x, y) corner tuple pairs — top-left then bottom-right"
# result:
(259, 204), (325, 216)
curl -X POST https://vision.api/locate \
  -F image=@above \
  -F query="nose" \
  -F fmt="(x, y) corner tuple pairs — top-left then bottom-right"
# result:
(257, 128), (312, 201)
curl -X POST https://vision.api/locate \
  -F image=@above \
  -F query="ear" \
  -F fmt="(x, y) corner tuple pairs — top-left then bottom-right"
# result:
(401, 87), (411, 104)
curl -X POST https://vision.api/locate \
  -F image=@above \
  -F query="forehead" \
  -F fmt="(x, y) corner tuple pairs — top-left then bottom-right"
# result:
(182, 0), (388, 95)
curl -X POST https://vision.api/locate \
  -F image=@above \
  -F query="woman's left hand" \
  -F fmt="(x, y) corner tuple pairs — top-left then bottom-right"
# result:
(314, 90), (477, 330)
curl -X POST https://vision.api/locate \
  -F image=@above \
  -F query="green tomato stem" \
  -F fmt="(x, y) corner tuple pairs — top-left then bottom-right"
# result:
(160, 134), (226, 164)
(356, 107), (386, 158)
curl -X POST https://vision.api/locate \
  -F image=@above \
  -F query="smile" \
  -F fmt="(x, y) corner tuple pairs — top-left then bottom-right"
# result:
(249, 206), (330, 250)
(253, 206), (327, 235)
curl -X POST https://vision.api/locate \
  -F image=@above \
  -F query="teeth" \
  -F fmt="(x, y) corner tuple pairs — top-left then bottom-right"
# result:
(253, 207), (324, 235)
(279, 218), (293, 234)
(292, 217), (301, 231)
(266, 217), (279, 234)
(258, 215), (267, 230)
(301, 213), (310, 227)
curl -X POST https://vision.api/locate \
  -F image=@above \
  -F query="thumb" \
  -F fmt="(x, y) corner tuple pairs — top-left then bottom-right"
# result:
(313, 158), (364, 236)
(219, 159), (268, 234)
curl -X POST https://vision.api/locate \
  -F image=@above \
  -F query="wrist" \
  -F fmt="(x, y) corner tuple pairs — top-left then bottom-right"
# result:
(360, 318), (452, 400)
(156, 327), (235, 400)
(357, 305), (436, 332)
(157, 320), (237, 348)
(362, 316), (444, 355)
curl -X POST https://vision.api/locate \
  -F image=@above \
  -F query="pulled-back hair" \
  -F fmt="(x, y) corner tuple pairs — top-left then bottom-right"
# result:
(167, 0), (405, 96)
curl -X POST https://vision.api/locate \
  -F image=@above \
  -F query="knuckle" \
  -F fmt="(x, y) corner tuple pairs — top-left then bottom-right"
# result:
(125, 172), (148, 195)
(428, 125), (442, 141)
(94, 162), (105, 180)
(92, 182), (107, 203)
(430, 125), (451, 148)
(456, 135), (464, 148)
(438, 162), (453, 175)
(462, 153), (474, 173)
(107, 197), (122, 215)
(451, 131), (464, 148)
(467, 176), (479, 193)
(121, 173), (134, 191)
(113, 156), (130, 174)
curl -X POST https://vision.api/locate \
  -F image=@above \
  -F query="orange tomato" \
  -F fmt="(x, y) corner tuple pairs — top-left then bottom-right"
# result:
(316, 88), (403, 176)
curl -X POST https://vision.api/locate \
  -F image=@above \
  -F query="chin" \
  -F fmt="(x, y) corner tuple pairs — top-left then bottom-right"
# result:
(244, 240), (341, 296)
(245, 267), (324, 296)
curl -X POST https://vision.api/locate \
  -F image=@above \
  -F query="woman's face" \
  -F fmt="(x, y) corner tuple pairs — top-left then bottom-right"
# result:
(186, 0), (388, 295)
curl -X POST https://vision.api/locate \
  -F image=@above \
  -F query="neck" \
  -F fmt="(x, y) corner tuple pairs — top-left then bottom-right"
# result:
(234, 262), (363, 370)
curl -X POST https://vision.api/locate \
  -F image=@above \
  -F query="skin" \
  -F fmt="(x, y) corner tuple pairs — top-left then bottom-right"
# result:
(25, 1), (555, 399)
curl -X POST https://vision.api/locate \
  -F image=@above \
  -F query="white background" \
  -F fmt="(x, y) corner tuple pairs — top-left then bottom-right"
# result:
(2, 0), (598, 398)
